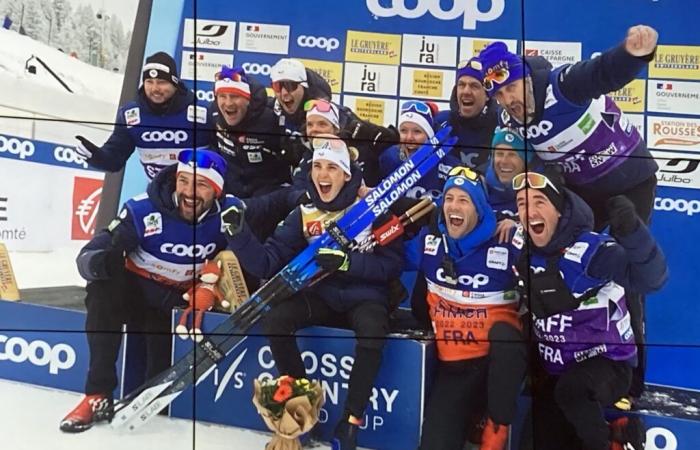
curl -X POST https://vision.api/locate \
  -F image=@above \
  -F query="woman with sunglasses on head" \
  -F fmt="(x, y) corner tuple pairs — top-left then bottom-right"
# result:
(404, 166), (527, 450)
(510, 169), (667, 450)
(221, 135), (403, 450)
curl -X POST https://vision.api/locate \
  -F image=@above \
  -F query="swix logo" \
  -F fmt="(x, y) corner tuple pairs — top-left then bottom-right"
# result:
(378, 223), (401, 244)
(54, 146), (88, 169)
(141, 130), (188, 144)
(297, 35), (340, 52)
(520, 121), (554, 139)
(160, 242), (218, 258)
(366, 0), (505, 30)
(242, 63), (272, 76)
(435, 268), (489, 288)
(71, 177), (103, 240)
(0, 334), (76, 375)
(0, 134), (35, 159)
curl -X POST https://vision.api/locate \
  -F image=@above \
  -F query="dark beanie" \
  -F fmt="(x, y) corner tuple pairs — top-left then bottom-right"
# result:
(539, 167), (566, 213)
(142, 52), (179, 86)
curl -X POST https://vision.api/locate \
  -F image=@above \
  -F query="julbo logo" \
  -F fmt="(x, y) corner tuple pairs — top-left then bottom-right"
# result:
(0, 335), (76, 375)
(366, 0), (505, 30)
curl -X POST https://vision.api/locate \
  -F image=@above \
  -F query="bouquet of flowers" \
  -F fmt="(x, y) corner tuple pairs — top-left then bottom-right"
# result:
(252, 375), (325, 450)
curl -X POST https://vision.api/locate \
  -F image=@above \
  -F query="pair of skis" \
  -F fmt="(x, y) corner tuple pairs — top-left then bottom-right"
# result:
(110, 128), (456, 432)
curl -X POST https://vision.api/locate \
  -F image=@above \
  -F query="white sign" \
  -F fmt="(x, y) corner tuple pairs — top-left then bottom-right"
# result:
(237, 22), (290, 55)
(647, 116), (700, 153)
(459, 37), (517, 60)
(523, 41), (582, 67)
(647, 80), (700, 116)
(401, 34), (458, 67)
(652, 150), (700, 189)
(343, 63), (399, 96)
(180, 51), (234, 82)
(182, 19), (236, 50)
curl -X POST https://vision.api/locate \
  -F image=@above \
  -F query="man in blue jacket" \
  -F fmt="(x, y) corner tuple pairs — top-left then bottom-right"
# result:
(511, 170), (667, 450)
(75, 52), (212, 180)
(222, 135), (403, 450)
(479, 26), (659, 400)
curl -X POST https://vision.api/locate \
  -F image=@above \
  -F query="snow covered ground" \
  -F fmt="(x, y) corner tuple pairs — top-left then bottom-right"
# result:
(0, 379), (351, 450)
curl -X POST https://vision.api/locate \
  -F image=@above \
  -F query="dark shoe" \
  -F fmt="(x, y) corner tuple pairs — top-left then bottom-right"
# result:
(609, 416), (645, 450)
(330, 413), (362, 450)
(59, 394), (113, 433)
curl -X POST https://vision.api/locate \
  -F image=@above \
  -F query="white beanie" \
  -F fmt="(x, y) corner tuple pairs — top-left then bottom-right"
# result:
(311, 134), (351, 176)
(306, 101), (340, 129)
(270, 58), (309, 86)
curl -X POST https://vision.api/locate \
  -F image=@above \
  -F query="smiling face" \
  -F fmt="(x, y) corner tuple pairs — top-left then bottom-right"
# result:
(399, 122), (429, 154)
(306, 115), (338, 138)
(276, 82), (305, 115)
(516, 188), (560, 247)
(311, 159), (351, 203)
(216, 92), (249, 126)
(442, 187), (478, 239)
(143, 78), (177, 105)
(456, 75), (488, 119)
(494, 77), (536, 124)
(493, 145), (526, 185)
(175, 172), (217, 222)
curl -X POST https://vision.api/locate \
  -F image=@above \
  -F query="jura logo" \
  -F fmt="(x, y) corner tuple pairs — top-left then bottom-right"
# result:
(419, 36), (436, 64)
(297, 35), (340, 52)
(0, 335), (76, 375)
(361, 65), (378, 92)
(160, 242), (217, 258)
(366, 0), (505, 30)
(436, 268), (489, 288)
(141, 130), (188, 144)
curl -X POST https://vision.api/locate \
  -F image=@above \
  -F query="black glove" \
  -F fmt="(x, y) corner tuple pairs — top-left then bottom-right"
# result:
(606, 195), (640, 237)
(221, 201), (246, 237)
(88, 248), (124, 280)
(526, 258), (581, 319)
(75, 135), (99, 161)
(315, 248), (350, 273)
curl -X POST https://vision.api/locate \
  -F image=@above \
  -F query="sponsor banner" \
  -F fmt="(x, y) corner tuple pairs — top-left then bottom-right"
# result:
(523, 40), (582, 66)
(627, 113), (645, 136)
(71, 177), (103, 240)
(237, 22), (290, 55)
(652, 150), (700, 189)
(401, 34), (458, 67)
(607, 79), (646, 113)
(241, 61), (273, 77)
(294, 33), (343, 56)
(343, 62), (399, 96)
(399, 66), (455, 100)
(343, 95), (398, 127)
(182, 18), (235, 50)
(649, 45), (700, 80)
(647, 80), (700, 116)
(647, 116), (700, 153)
(345, 30), (402, 65)
(171, 313), (432, 450)
(180, 51), (234, 81)
(0, 133), (98, 171)
(459, 37), (517, 60)
(298, 58), (344, 94)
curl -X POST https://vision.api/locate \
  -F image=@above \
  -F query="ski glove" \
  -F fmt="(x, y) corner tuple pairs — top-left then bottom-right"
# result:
(526, 258), (581, 319)
(221, 201), (246, 237)
(606, 195), (640, 237)
(315, 248), (350, 273)
(75, 135), (99, 160)
(87, 248), (125, 280)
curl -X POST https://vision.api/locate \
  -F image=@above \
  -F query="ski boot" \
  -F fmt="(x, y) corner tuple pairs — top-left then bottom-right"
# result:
(479, 418), (509, 450)
(59, 394), (114, 433)
(609, 416), (645, 450)
(330, 412), (362, 450)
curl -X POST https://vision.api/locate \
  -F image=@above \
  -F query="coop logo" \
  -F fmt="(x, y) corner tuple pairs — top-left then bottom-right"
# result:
(654, 197), (700, 216)
(297, 35), (340, 52)
(366, 0), (505, 30)
(436, 268), (489, 288)
(160, 242), (217, 258)
(0, 134), (35, 160)
(0, 335), (76, 375)
(520, 120), (554, 139)
(54, 146), (88, 169)
(141, 130), (188, 144)
(646, 427), (678, 450)
(242, 62), (272, 76)
(196, 90), (215, 102)
(72, 177), (103, 240)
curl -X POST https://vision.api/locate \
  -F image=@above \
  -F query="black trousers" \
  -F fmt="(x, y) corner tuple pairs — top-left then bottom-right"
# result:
(523, 356), (632, 450)
(84, 273), (172, 395)
(419, 322), (527, 450)
(262, 292), (389, 419)
(572, 174), (656, 397)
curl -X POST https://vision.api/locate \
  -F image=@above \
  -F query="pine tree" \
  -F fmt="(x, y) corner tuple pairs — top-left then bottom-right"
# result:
(22, 0), (46, 41)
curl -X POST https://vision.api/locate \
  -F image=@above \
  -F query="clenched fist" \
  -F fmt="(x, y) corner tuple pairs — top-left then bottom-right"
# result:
(625, 25), (658, 57)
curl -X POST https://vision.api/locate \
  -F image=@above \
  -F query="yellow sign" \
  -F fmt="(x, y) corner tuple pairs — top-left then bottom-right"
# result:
(345, 30), (401, 65)
(650, 45), (700, 80)
(0, 243), (20, 301)
(412, 70), (444, 98)
(298, 59), (344, 94)
(472, 39), (496, 57)
(354, 98), (386, 125)
(608, 79), (645, 113)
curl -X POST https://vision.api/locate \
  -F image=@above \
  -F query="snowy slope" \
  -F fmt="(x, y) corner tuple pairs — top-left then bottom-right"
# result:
(0, 379), (350, 450)
(0, 27), (123, 102)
